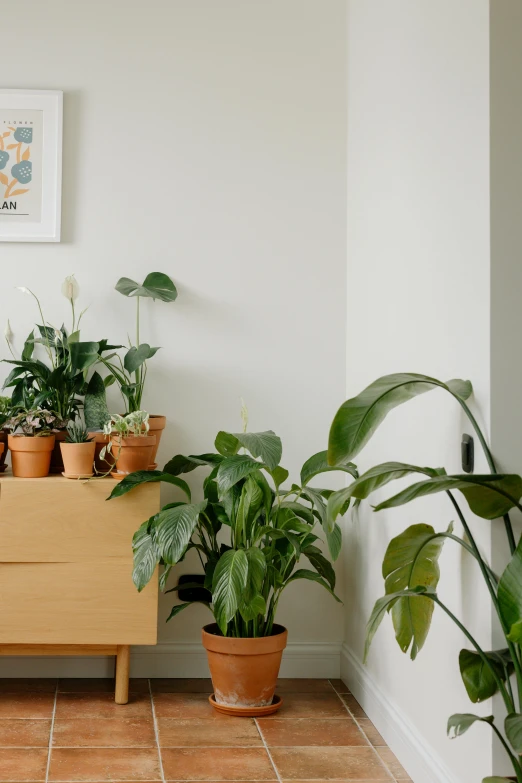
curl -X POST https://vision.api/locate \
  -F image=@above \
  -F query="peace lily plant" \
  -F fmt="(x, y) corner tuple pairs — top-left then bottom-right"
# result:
(327, 373), (522, 783)
(107, 426), (355, 712)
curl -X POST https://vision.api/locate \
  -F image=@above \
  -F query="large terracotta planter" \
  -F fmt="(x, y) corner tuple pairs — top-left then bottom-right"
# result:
(50, 430), (67, 473)
(202, 623), (287, 713)
(8, 434), (55, 478)
(147, 415), (166, 467)
(60, 441), (96, 479)
(110, 434), (156, 476)
(0, 430), (8, 472)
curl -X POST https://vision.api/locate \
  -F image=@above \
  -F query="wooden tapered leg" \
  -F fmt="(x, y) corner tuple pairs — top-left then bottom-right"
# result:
(115, 645), (130, 704)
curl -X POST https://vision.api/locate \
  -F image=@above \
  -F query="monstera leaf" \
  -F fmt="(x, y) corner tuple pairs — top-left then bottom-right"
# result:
(328, 373), (472, 465)
(115, 272), (178, 302)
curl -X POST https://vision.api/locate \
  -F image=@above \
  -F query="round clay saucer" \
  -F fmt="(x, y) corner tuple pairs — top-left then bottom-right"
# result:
(209, 693), (283, 717)
(61, 471), (94, 479)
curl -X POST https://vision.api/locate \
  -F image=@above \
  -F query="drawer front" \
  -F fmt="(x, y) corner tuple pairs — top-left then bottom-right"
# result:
(0, 479), (159, 562)
(0, 562), (158, 645)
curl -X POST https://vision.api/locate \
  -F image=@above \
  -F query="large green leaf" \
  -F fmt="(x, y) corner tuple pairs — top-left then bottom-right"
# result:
(498, 537), (522, 642)
(305, 547), (336, 590)
(156, 502), (206, 564)
(326, 523), (342, 562)
(84, 371), (110, 430)
(300, 450), (357, 486)
(328, 373), (472, 465)
(115, 272), (178, 302)
(364, 587), (434, 663)
(124, 344), (160, 373)
(505, 713), (522, 753)
(212, 549), (249, 634)
(69, 341), (100, 372)
(375, 474), (522, 520)
(382, 524), (450, 659)
(132, 519), (160, 591)
(285, 569), (341, 602)
(235, 477), (263, 544)
(163, 453), (223, 476)
(108, 470), (191, 501)
(483, 778), (514, 782)
(459, 649), (514, 704)
(447, 713), (494, 739)
(217, 455), (265, 495)
(325, 463), (443, 530)
(215, 430), (282, 470)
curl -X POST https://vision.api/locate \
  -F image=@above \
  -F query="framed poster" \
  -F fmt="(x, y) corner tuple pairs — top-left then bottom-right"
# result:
(0, 89), (62, 242)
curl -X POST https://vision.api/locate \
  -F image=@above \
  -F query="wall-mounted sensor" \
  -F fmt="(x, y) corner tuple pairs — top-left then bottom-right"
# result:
(461, 434), (474, 473)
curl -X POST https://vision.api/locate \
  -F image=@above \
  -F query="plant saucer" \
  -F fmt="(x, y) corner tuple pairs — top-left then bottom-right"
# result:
(208, 693), (283, 717)
(61, 471), (94, 480)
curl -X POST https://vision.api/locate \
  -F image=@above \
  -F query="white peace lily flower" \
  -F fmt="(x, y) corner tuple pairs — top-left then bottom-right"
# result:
(61, 275), (79, 302)
(16, 286), (30, 295)
(4, 320), (13, 341)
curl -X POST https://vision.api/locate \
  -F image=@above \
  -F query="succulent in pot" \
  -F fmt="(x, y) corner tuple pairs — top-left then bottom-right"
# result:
(60, 419), (96, 479)
(6, 408), (61, 478)
(100, 410), (156, 477)
(107, 427), (356, 714)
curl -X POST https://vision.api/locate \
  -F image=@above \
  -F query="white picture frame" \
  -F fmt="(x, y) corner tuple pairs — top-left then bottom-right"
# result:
(0, 89), (62, 242)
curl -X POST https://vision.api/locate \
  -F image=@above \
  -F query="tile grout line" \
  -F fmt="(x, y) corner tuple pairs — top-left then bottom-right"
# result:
(149, 678), (166, 783)
(44, 679), (59, 783)
(254, 717), (283, 783)
(330, 682), (398, 783)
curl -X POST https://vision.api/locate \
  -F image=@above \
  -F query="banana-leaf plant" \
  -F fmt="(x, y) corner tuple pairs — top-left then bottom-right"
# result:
(327, 373), (522, 783)
(97, 273), (177, 413)
(108, 428), (357, 637)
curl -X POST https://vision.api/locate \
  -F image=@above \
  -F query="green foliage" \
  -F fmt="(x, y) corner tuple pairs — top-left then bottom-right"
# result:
(83, 372), (111, 431)
(110, 431), (350, 638)
(65, 419), (92, 443)
(0, 395), (12, 428)
(327, 371), (522, 781)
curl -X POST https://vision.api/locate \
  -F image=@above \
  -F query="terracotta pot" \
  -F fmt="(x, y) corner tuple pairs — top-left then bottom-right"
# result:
(0, 430), (8, 473)
(60, 441), (96, 479)
(110, 434), (156, 476)
(49, 430), (67, 473)
(89, 431), (116, 474)
(202, 623), (288, 710)
(147, 415), (166, 467)
(8, 434), (55, 478)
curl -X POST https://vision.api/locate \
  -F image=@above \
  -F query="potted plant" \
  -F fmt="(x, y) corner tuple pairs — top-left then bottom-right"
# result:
(327, 372), (522, 783)
(97, 273), (178, 467)
(100, 410), (156, 477)
(60, 419), (96, 479)
(107, 427), (355, 715)
(3, 277), (115, 473)
(0, 395), (12, 472)
(6, 408), (60, 477)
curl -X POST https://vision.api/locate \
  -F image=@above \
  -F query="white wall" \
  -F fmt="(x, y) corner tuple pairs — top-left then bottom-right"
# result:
(343, 2), (492, 782)
(0, 0), (347, 674)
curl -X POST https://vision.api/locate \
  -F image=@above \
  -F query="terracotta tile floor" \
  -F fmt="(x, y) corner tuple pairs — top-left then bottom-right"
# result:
(0, 677), (412, 782)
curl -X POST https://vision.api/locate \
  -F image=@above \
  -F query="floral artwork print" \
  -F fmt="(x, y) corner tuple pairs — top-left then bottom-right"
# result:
(0, 125), (32, 199)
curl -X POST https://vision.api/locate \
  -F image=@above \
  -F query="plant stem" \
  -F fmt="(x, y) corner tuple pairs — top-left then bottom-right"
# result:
(489, 720), (522, 781)
(457, 397), (516, 555)
(432, 595), (514, 713)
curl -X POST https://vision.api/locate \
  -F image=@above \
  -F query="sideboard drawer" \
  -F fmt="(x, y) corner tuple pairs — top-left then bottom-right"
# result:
(0, 562), (158, 645)
(0, 476), (158, 562)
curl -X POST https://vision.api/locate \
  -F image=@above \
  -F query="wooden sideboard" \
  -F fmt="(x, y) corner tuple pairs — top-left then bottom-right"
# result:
(0, 474), (159, 703)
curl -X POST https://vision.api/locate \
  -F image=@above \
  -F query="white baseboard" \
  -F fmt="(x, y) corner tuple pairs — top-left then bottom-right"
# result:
(0, 641), (341, 679)
(341, 644), (460, 783)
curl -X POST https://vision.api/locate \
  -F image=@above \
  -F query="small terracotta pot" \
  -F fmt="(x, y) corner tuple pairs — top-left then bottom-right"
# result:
(49, 430), (67, 473)
(0, 430), (8, 473)
(8, 434), (55, 478)
(89, 432), (116, 474)
(60, 441), (96, 478)
(147, 415), (166, 467)
(202, 623), (288, 711)
(110, 434), (156, 476)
